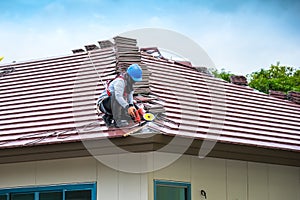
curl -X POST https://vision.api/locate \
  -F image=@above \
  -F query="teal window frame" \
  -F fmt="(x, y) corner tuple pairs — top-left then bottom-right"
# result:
(154, 180), (191, 200)
(0, 182), (96, 200)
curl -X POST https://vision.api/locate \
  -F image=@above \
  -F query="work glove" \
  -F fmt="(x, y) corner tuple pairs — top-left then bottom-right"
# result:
(128, 106), (136, 118)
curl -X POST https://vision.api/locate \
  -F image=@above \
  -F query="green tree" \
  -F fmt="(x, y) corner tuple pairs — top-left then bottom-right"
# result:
(248, 62), (300, 94)
(212, 68), (234, 82)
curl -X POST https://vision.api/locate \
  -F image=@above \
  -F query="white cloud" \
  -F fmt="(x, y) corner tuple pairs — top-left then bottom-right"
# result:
(178, 8), (300, 75)
(1, 1), (299, 77)
(0, 22), (124, 64)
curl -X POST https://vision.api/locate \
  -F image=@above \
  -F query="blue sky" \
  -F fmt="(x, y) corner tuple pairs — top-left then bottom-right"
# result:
(1, 0), (299, 75)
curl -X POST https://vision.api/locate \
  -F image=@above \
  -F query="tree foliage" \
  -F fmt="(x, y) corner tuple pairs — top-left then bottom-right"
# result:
(212, 68), (234, 83)
(248, 62), (300, 94)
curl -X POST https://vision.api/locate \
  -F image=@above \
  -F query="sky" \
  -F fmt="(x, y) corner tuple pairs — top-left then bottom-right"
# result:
(0, 0), (300, 75)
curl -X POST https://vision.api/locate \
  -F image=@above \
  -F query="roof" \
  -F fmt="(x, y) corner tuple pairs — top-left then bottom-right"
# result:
(1, 36), (300, 166)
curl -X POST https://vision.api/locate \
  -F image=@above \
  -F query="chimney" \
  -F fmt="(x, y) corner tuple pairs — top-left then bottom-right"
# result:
(287, 91), (300, 104)
(230, 75), (248, 86)
(269, 90), (287, 100)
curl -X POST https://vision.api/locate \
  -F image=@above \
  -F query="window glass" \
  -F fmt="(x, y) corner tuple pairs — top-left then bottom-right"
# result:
(10, 193), (34, 200)
(0, 195), (7, 200)
(39, 191), (63, 200)
(65, 190), (91, 200)
(155, 180), (191, 200)
(0, 183), (95, 200)
(157, 185), (186, 200)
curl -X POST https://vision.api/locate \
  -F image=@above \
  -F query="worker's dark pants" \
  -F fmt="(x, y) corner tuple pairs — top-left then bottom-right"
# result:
(100, 93), (126, 122)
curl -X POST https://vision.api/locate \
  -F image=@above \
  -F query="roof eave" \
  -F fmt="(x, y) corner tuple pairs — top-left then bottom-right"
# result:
(1, 134), (299, 167)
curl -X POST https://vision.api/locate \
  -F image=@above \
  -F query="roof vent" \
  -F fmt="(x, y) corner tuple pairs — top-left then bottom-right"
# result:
(72, 49), (85, 54)
(230, 75), (248, 86)
(269, 90), (287, 99)
(287, 91), (300, 104)
(84, 44), (99, 51)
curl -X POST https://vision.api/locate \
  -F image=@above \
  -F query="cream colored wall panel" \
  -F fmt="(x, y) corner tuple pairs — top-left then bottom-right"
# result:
(0, 161), (36, 188)
(36, 157), (97, 185)
(226, 160), (247, 200)
(148, 172), (154, 200)
(269, 165), (299, 200)
(153, 155), (191, 182)
(298, 168), (300, 200)
(248, 162), (268, 200)
(1, 155), (299, 200)
(191, 157), (226, 200)
(148, 155), (192, 200)
(97, 161), (148, 200)
(118, 172), (148, 200)
(97, 163), (118, 200)
(140, 173), (148, 200)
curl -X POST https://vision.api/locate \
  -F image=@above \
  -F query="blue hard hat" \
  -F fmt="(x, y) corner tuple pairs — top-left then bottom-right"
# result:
(127, 64), (143, 82)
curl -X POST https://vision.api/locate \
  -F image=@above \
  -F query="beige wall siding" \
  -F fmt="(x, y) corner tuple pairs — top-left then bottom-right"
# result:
(0, 161), (36, 188)
(0, 157), (148, 200)
(149, 155), (300, 200)
(0, 155), (299, 200)
(226, 160), (248, 200)
(191, 156), (227, 200)
(248, 162), (268, 200)
(268, 165), (300, 200)
(36, 157), (98, 185)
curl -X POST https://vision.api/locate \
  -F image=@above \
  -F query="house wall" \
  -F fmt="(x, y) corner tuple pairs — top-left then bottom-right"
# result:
(0, 155), (299, 200)
(0, 157), (148, 200)
(148, 155), (300, 200)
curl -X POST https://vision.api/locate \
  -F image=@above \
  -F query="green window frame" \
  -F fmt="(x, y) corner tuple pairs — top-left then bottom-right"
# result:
(0, 182), (96, 200)
(154, 180), (191, 200)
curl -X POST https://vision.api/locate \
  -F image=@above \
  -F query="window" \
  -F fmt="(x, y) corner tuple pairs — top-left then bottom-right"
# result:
(154, 180), (191, 200)
(0, 183), (96, 200)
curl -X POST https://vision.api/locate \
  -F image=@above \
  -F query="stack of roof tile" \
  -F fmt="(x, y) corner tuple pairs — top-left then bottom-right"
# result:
(269, 90), (287, 100)
(113, 36), (150, 94)
(230, 75), (248, 86)
(98, 40), (114, 49)
(114, 37), (138, 54)
(287, 91), (300, 104)
(0, 66), (15, 78)
(84, 44), (99, 51)
(72, 49), (85, 54)
(114, 36), (141, 66)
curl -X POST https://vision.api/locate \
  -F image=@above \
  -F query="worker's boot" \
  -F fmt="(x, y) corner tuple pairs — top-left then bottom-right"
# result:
(115, 120), (129, 128)
(102, 114), (114, 127)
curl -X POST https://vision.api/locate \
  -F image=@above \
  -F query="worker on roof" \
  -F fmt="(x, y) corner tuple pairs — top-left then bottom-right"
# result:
(97, 63), (143, 128)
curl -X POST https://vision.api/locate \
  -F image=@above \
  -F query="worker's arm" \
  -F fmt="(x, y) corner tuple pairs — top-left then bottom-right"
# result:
(126, 90), (136, 117)
(127, 90), (134, 105)
(113, 79), (129, 109)
(113, 79), (136, 118)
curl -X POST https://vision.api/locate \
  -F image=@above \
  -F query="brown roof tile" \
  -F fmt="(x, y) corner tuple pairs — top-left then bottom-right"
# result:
(0, 37), (300, 156)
